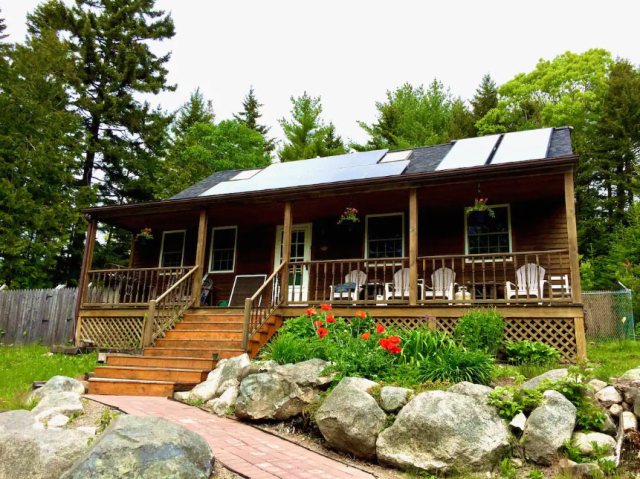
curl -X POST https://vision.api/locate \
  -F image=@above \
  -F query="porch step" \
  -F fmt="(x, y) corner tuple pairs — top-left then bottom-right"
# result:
(142, 347), (244, 359)
(163, 329), (243, 340)
(174, 321), (243, 331)
(93, 365), (208, 383)
(182, 313), (245, 323)
(155, 338), (242, 349)
(106, 354), (216, 370)
(88, 378), (196, 397)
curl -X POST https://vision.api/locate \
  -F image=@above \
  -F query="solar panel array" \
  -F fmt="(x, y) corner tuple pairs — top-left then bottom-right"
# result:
(436, 134), (501, 171)
(491, 128), (553, 164)
(200, 149), (411, 197)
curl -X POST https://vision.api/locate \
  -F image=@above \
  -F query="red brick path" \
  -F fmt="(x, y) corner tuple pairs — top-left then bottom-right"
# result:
(85, 395), (375, 479)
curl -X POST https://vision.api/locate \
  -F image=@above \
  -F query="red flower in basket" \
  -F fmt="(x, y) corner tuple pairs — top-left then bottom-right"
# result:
(306, 308), (317, 316)
(317, 327), (329, 339)
(320, 303), (332, 311)
(355, 311), (367, 319)
(375, 323), (385, 334)
(326, 315), (336, 323)
(361, 332), (371, 340)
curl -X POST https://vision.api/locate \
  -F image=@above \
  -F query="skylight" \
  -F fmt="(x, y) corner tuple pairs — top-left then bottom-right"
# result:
(231, 169), (262, 181)
(379, 150), (412, 163)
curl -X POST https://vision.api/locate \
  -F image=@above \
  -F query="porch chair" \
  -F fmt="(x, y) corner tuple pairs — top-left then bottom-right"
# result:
(423, 267), (456, 301)
(505, 263), (548, 299)
(385, 268), (424, 301)
(329, 270), (367, 301)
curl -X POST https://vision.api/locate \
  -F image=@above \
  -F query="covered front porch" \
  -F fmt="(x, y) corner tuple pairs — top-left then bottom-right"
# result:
(75, 166), (585, 360)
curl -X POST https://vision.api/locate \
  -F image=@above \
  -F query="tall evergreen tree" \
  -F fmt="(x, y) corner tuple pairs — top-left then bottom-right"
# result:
(173, 88), (215, 137)
(279, 92), (345, 161)
(0, 11), (7, 41)
(27, 0), (176, 282)
(470, 74), (498, 126)
(447, 98), (476, 140)
(234, 86), (275, 153)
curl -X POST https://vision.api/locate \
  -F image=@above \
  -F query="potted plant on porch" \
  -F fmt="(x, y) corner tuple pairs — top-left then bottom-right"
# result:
(135, 227), (154, 246)
(337, 207), (360, 232)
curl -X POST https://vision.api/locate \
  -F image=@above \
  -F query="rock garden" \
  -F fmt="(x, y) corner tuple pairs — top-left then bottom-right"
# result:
(176, 307), (640, 478)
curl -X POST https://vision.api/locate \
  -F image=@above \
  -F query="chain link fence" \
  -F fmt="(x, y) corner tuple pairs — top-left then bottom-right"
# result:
(583, 284), (636, 341)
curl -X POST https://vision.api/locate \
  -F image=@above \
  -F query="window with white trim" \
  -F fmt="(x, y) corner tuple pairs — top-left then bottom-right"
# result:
(365, 214), (404, 258)
(209, 226), (237, 273)
(465, 205), (511, 255)
(159, 230), (186, 267)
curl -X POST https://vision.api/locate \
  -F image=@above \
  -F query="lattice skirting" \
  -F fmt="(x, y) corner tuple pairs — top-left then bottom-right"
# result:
(78, 316), (145, 350)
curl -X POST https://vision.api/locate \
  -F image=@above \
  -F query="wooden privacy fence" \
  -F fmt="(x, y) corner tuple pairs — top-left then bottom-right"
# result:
(0, 287), (77, 345)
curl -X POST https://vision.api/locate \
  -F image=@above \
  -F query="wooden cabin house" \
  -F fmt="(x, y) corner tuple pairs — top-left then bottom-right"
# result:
(77, 126), (587, 396)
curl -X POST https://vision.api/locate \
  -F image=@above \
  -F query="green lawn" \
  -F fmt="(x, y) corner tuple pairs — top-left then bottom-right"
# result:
(0, 344), (97, 410)
(587, 339), (640, 381)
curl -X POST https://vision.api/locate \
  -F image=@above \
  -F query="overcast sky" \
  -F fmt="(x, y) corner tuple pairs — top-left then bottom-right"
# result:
(3, 1), (640, 145)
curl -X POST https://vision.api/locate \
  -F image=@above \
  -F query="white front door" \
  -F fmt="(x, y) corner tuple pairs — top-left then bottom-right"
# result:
(274, 223), (312, 302)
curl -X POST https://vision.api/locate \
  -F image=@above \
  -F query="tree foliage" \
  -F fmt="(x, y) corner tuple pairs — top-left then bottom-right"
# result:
(279, 92), (346, 161)
(470, 74), (498, 126)
(234, 86), (275, 154)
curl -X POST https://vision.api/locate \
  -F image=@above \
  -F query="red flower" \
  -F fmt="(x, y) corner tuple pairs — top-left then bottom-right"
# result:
(313, 320), (324, 327)
(320, 303), (332, 311)
(378, 338), (390, 349)
(306, 308), (317, 316)
(375, 323), (385, 334)
(387, 344), (402, 355)
(388, 335), (401, 344)
(317, 327), (329, 339)
(326, 315), (336, 323)
(361, 332), (371, 340)
(355, 311), (367, 319)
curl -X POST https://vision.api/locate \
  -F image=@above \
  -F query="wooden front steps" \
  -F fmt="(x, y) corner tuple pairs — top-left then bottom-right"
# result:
(88, 310), (247, 396)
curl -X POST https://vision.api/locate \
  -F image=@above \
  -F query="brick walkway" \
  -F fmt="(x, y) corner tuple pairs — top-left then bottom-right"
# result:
(85, 395), (375, 479)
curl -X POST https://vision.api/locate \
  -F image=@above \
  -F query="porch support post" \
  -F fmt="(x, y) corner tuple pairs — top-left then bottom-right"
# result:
(564, 170), (582, 303)
(128, 233), (136, 268)
(280, 202), (293, 305)
(73, 217), (97, 345)
(192, 208), (208, 307)
(409, 188), (419, 305)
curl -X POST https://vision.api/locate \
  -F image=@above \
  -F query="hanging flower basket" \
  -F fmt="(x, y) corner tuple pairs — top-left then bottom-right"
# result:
(468, 198), (495, 218)
(337, 207), (360, 225)
(136, 228), (154, 245)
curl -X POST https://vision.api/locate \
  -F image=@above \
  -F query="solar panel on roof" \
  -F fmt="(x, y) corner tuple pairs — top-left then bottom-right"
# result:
(200, 149), (405, 196)
(490, 128), (553, 164)
(435, 134), (501, 171)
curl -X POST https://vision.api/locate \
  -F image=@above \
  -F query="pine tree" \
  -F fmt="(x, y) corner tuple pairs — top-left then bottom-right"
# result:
(471, 74), (498, 125)
(279, 92), (343, 161)
(447, 98), (476, 140)
(234, 86), (275, 153)
(27, 0), (176, 282)
(0, 10), (7, 41)
(173, 88), (215, 137)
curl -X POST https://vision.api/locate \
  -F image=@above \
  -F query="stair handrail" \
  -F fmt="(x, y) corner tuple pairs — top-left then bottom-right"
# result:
(242, 261), (287, 351)
(142, 265), (199, 347)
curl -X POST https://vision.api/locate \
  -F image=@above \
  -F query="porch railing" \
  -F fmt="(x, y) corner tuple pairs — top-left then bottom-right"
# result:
(242, 261), (286, 350)
(84, 266), (193, 306)
(280, 249), (572, 306)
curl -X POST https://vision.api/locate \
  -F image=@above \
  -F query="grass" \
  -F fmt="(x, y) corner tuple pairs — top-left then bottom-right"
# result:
(587, 340), (640, 381)
(0, 344), (97, 410)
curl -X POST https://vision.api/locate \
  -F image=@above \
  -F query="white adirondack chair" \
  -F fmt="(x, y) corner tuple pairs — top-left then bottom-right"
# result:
(329, 270), (367, 301)
(506, 263), (548, 299)
(385, 268), (424, 300)
(423, 267), (456, 301)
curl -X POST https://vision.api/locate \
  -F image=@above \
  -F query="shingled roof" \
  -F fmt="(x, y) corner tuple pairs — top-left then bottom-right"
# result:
(172, 126), (573, 200)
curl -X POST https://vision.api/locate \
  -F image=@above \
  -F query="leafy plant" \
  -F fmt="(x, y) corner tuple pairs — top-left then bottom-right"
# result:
(597, 458), (616, 476)
(528, 469), (544, 479)
(260, 333), (325, 364)
(562, 439), (587, 463)
(505, 340), (561, 366)
(488, 386), (543, 420)
(418, 348), (494, 385)
(454, 309), (504, 355)
(398, 327), (457, 365)
(541, 376), (607, 431)
(96, 409), (119, 436)
(499, 458), (517, 479)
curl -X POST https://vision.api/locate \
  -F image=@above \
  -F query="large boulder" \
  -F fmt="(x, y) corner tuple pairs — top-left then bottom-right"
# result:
(448, 381), (493, 403)
(235, 371), (318, 420)
(29, 376), (86, 402)
(522, 390), (577, 465)
(0, 410), (92, 479)
(572, 431), (616, 456)
(315, 377), (385, 459)
(379, 386), (412, 413)
(207, 385), (239, 416)
(31, 391), (84, 422)
(618, 367), (640, 381)
(595, 386), (623, 407)
(190, 354), (251, 402)
(521, 369), (569, 390)
(62, 415), (213, 479)
(276, 359), (334, 387)
(376, 391), (510, 473)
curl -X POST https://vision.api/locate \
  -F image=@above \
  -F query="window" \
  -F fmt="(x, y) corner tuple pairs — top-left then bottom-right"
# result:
(365, 214), (404, 258)
(209, 226), (237, 273)
(159, 230), (185, 267)
(465, 205), (511, 255)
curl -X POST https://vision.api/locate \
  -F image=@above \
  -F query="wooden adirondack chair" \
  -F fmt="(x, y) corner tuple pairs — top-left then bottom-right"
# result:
(385, 268), (424, 300)
(506, 263), (548, 299)
(423, 267), (456, 300)
(329, 270), (367, 301)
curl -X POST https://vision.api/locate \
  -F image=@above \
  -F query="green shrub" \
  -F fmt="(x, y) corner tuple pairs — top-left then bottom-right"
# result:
(260, 333), (326, 364)
(327, 334), (396, 382)
(528, 469), (544, 479)
(398, 327), (457, 365)
(488, 386), (543, 420)
(505, 340), (560, 365)
(499, 458), (517, 479)
(418, 348), (494, 385)
(277, 316), (317, 340)
(453, 309), (504, 355)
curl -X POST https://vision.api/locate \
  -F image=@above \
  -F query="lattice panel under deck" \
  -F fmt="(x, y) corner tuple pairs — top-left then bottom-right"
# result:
(79, 316), (144, 350)
(376, 316), (431, 330)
